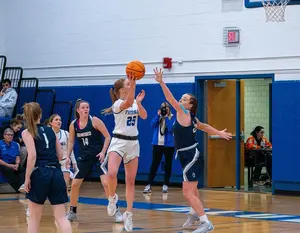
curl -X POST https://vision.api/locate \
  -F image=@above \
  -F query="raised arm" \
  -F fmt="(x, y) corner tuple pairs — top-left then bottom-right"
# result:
(195, 117), (232, 140)
(120, 76), (136, 110)
(154, 68), (184, 114)
(136, 90), (147, 119)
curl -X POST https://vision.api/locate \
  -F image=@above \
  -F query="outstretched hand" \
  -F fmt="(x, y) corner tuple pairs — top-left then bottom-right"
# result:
(153, 67), (163, 83)
(136, 90), (146, 103)
(127, 73), (137, 83)
(218, 129), (232, 140)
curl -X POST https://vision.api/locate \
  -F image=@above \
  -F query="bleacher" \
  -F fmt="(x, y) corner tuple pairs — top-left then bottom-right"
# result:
(0, 55), (73, 186)
(0, 55), (73, 129)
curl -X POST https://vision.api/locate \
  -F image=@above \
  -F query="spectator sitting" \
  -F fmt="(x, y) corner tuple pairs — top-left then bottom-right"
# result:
(0, 114), (27, 166)
(0, 79), (18, 117)
(0, 128), (25, 193)
(246, 126), (272, 184)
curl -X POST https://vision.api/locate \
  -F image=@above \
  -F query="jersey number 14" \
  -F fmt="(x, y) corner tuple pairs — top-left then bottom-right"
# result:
(127, 116), (137, 126)
(82, 137), (89, 146)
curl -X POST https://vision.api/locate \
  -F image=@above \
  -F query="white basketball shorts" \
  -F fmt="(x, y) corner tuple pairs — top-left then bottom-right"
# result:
(107, 137), (140, 164)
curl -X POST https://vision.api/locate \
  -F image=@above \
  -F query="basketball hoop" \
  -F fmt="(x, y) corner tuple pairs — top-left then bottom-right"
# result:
(261, 0), (290, 22)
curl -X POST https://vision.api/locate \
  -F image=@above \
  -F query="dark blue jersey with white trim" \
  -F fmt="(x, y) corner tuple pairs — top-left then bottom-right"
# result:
(172, 112), (197, 150)
(73, 116), (104, 160)
(34, 124), (59, 167)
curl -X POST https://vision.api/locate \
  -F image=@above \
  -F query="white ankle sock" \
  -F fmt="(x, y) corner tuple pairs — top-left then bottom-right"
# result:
(190, 207), (197, 215)
(199, 215), (209, 223)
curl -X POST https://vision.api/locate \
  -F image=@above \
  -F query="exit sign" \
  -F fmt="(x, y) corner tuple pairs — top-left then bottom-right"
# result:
(223, 27), (240, 47)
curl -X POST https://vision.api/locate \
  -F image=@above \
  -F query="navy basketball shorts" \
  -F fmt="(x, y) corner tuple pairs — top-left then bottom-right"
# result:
(26, 167), (68, 205)
(75, 155), (108, 179)
(177, 146), (204, 182)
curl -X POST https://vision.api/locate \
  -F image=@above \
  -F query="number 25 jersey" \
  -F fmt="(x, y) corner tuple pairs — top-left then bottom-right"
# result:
(112, 99), (139, 137)
(73, 116), (104, 160)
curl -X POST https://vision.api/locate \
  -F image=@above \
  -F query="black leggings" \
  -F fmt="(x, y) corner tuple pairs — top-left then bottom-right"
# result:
(147, 145), (175, 186)
(253, 151), (272, 180)
(0, 164), (25, 192)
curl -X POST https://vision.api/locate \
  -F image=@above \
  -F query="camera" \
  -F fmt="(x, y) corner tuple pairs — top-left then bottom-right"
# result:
(160, 106), (167, 116)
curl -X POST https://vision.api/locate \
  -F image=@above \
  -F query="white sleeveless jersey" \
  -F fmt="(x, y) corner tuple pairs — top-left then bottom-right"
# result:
(55, 129), (76, 163)
(112, 99), (139, 136)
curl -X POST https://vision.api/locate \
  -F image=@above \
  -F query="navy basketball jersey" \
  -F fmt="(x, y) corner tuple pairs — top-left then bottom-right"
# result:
(34, 124), (59, 167)
(73, 116), (104, 159)
(172, 113), (197, 150)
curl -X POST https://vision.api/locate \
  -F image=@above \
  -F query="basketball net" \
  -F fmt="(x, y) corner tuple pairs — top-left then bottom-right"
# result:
(261, 0), (290, 22)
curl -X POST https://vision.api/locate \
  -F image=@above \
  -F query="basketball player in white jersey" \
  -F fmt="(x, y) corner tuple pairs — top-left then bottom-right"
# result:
(102, 75), (147, 232)
(48, 114), (78, 189)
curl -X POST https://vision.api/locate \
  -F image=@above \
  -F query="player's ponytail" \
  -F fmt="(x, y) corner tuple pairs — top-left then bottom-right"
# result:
(23, 102), (42, 138)
(109, 87), (118, 104)
(101, 78), (126, 115)
(188, 93), (198, 116)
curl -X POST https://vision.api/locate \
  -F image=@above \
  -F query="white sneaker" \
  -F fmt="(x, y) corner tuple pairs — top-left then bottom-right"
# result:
(107, 194), (118, 217)
(66, 211), (79, 222)
(192, 221), (214, 233)
(183, 214), (199, 228)
(143, 185), (151, 194)
(123, 211), (133, 232)
(18, 184), (25, 193)
(114, 208), (123, 223)
(162, 185), (168, 193)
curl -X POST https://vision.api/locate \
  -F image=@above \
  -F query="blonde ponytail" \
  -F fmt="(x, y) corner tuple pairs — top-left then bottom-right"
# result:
(23, 102), (42, 138)
(101, 88), (120, 115)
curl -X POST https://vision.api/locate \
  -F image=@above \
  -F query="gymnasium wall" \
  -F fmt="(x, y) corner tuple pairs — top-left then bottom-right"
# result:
(244, 79), (272, 141)
(2, 0), (300, 85)
(0, 2), (5, 54)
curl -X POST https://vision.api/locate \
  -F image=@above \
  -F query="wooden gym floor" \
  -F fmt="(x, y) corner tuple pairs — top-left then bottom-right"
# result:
(0, 182), (300, 232)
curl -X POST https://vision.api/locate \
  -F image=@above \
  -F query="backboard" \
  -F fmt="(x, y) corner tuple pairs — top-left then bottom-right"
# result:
(245, 0), (300, 8)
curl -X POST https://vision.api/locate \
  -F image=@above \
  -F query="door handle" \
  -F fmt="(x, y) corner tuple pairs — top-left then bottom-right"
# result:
(208, 133), (245, 140)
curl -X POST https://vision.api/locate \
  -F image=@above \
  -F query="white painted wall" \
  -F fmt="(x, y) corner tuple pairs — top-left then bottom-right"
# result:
(244, 79), (272, 141)
(2, 0), (300, 86)
(0, 1), (6, 55)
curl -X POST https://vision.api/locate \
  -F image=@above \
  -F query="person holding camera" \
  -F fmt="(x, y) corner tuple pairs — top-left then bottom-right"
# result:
(143, 102), (176, 194)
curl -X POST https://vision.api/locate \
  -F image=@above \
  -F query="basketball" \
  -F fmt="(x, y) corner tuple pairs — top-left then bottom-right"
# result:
(126, 60), (145, 80)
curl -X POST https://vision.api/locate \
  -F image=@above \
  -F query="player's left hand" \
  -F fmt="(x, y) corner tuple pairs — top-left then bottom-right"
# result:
(154, 67), (164, 83)
(96, 152), (105, 163)
(136, 90), (145, 103)
(218, 129), (232, 140)
(24, 178), (31, 193)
